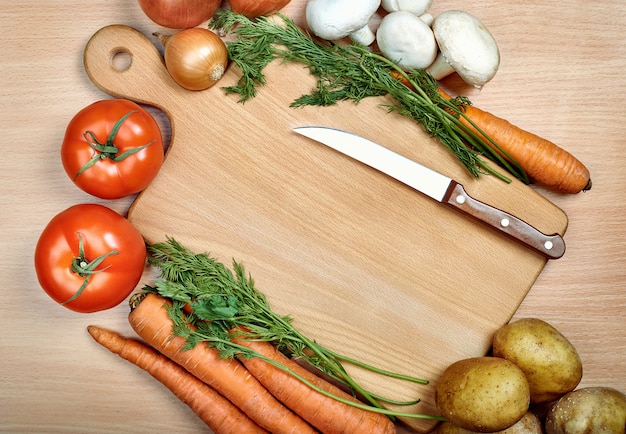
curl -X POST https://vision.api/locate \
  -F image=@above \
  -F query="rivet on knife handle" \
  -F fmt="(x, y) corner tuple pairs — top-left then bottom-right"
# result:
(443, 182), (565, 259)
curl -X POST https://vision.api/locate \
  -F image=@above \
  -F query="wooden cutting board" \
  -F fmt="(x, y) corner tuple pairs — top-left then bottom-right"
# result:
(84, 25), (568, 433)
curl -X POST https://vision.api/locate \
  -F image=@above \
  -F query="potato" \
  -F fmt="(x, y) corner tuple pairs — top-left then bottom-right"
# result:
(437, 412), (542, 434)
(545, 387), (626, 434)
(492, 318), (582, 403)
(435, 357), (530, 432)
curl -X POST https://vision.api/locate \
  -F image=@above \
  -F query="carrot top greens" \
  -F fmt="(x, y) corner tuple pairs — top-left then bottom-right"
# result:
(209, 10), (528, 184)
(145, 238), (445, 421)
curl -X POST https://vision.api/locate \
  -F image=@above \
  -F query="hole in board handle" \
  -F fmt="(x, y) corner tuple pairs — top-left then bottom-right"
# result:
(110, 48), (132, 72)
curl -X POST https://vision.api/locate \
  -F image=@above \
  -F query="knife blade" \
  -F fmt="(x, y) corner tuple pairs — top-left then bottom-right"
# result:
(294, 126), (565, 259)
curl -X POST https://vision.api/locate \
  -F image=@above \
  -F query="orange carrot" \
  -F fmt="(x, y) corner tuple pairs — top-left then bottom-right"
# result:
(87, 325), (267, 434)
(231, 329), (396, 434)
(437, 88), (591, 194)
(128, 293), (317, 434)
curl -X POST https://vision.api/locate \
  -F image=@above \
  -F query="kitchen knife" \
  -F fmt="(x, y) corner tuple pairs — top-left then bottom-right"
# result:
(294, 126), (565, 260)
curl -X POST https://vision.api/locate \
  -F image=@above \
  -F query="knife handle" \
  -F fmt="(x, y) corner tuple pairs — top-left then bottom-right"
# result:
(443, 182), (565, 259)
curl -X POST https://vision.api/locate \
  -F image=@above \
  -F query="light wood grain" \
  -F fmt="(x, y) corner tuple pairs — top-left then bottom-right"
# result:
(82, 21), (567, 433)
(1, 1), (624, 433)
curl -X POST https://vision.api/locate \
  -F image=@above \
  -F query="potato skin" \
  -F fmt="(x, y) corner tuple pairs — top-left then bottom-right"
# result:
(437, 412), (542, 434)
(435, 357), (530, 432)
(492, 318), (582, 403)
(545, 387), (626, 434)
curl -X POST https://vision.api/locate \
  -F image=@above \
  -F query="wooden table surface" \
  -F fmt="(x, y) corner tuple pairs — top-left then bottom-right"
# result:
(1, 1), (624, 433)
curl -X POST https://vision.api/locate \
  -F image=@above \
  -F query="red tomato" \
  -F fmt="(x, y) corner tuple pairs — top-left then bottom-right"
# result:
(34, 204), (147, 313)
(61, 99), (164, 199)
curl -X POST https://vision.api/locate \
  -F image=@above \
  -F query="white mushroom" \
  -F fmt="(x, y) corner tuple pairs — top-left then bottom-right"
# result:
(381, 0), (432, 16)
(418, 12), (434, 26)
(426, 10), (500, 88)
(376, 11), (438, 70)
(305, 0), (381, 46)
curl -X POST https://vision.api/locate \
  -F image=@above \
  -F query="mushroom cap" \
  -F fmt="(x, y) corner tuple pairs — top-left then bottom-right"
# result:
(376, 11), (437, 70)
(305, 0), (381, 42)
(432, 10), (500, 87)
(381, 0), (432, 16)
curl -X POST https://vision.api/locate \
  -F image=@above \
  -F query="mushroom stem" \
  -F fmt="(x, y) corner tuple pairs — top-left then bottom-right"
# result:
(425, 53), (454, 80)
(350, 25), (376, 46)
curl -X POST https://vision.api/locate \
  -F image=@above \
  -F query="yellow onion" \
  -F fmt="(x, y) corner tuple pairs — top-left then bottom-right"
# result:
(155, 28), (229, 91)
(138, 0), (221, 29)
(229, 0), (292, 18)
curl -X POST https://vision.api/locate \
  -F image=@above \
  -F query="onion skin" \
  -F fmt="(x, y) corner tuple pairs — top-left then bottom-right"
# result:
(156, 29), (229, 91)
(229, 0), (292, 18)
(137, 0), (221, 29)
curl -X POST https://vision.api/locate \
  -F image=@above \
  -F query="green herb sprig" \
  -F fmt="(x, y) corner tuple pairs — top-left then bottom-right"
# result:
(209, 10), (529, 184)
(145, 238), (445, 421)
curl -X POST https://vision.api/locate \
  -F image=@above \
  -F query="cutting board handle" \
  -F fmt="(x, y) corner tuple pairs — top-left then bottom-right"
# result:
(83, 24), (176, 110)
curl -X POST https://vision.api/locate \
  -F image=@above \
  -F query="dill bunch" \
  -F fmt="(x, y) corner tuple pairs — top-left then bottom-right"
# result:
(145, 238), (446, 421)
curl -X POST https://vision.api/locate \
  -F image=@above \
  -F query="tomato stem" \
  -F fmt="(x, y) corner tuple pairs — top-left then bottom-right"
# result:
(74, 110), (156, 180)
(64, 233), (119, 305)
